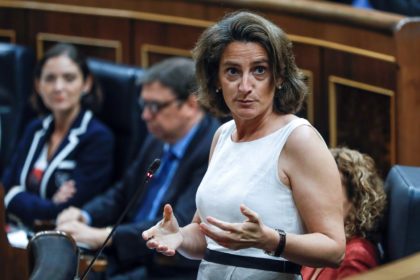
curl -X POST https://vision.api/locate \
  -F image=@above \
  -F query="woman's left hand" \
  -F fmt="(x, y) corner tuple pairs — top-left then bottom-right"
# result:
(200, 204), (272, 250)
(52, 180), (76, 204)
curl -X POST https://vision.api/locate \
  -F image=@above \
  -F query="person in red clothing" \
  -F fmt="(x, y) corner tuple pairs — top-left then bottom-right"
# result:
(302, 147), (387, 280)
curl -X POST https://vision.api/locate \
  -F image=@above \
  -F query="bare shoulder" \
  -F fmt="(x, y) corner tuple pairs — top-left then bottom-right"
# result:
(281, 123), (337, 180)
(284, 124), (327, 157)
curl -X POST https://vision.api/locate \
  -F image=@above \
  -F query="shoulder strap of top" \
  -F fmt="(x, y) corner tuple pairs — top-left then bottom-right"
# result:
(276, 118), (313, 156)
(217, 119), (235, 142)
(282, 118), (311, 136)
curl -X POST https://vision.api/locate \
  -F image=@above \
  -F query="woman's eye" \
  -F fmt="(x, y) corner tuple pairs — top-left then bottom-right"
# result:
(227, 68), (238, 75)
(64, 74), (77, 82)
(44, 75), (56, 83)
(254, 66), (266, 75)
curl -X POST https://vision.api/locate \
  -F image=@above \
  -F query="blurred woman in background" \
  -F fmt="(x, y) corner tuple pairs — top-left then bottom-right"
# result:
(2, 43), (114, 228)
(302, 147), (387, 279)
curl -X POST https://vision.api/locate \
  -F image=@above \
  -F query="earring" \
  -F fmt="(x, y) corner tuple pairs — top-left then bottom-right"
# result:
(216, 88), (222, 94)
(277, 85), (282, 90)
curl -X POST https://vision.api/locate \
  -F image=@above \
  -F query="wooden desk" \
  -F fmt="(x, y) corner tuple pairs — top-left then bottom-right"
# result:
(348, 252), (420, 280)
(0, 186), (29, 280)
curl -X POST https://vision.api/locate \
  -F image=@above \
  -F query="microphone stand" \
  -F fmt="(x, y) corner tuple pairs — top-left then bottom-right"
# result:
(80, 159), (161, 280)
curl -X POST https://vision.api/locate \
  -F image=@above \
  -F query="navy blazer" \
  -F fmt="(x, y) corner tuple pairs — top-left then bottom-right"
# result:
(2, 110), (114, 225)
(83, 113), (219, 270)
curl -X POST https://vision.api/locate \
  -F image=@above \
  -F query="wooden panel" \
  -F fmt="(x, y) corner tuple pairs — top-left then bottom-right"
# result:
(328, 76), (394, 176)
(394, 21), (420, 166)
(26, 10), (131, 63)
(140, 44), (192, 68)
(267, 15), (396, 59)
(0, 28), (15, 43)
(0, 9), (25, 44)
(36, 33), (122, 63)
(322, 49), (397, 89)
(293, 43), (321, 127)
(134, 20), (204, 66)
(322, 49), (397, 174)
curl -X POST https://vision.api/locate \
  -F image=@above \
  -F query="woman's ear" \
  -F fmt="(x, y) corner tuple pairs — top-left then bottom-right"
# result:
(82, 75), (93, 94)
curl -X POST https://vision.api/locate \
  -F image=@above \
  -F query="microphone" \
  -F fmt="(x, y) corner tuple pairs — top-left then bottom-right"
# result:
(80, 158), (161, 280)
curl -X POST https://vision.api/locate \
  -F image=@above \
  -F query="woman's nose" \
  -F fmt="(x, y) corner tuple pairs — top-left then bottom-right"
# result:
(53, 78), (65, 91)
(238, 73), (252, 93)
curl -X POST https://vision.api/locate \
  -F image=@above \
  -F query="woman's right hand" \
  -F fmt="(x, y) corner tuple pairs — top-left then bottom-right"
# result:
(142, 204), (183, 256)
(56, 206), (86, 225)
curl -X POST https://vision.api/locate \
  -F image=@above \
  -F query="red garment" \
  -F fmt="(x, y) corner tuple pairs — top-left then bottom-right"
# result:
(301, 237), (379, 280)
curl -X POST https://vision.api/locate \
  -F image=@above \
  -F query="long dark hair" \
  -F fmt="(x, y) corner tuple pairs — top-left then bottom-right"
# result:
(31, 43), (102, 114)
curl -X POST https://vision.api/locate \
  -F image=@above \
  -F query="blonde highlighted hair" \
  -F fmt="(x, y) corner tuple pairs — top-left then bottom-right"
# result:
(331, 147), (387, 241)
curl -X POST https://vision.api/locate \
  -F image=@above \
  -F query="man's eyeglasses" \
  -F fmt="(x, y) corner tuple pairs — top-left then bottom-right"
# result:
(139, 98), (179, 115)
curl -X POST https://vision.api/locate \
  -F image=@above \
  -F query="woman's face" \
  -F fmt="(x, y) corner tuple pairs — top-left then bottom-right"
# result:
(218, 41), (276, 120)
(36, 54), (91, 115)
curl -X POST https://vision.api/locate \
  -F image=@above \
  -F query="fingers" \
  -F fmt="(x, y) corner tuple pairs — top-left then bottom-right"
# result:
(240, 204), (260, 223)
(142, 227), (155, 241)
(146, 239), (176, 256)
(163, 204), (173, 222)
(56, 207), (82, 225)
(142, 205), (173, 241)
(200, 222), (236, 249)
(200, 207), (263, 250)
(200, 221), (230, 241)
(206, 216), (237, 232)
(156, 245), (176, 256)
(142, 228), (177, 256)
(56, 220), (79, 235)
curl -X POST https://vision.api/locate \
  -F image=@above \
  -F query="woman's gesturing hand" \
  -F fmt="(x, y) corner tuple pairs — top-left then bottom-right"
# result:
(200, 204), (273, 251)
(142, 204), (184, 256)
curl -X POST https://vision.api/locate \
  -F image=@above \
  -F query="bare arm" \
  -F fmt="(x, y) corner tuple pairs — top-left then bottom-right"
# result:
(177, 212), (207, 259)
(278, 125), (345, 267)
(142, 205), (207, 259)
(57, 220), (111, 249)
(142, 126), (223, 259)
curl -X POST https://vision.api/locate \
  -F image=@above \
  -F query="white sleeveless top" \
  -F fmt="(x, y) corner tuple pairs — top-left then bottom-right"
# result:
(196, 117), (311, 261)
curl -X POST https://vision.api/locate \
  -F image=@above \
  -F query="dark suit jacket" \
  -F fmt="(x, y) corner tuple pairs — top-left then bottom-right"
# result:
(83, 113), (219, 272)
(2, 110), (114, 225)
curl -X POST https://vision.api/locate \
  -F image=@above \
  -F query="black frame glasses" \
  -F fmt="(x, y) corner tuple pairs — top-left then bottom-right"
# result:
(139, 98), (179, 115)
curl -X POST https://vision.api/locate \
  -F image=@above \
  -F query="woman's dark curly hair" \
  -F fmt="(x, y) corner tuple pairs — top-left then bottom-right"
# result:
(331, 147), (387, 241)
(31, 43), (102, 115)
(192, 11), (307, 117)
